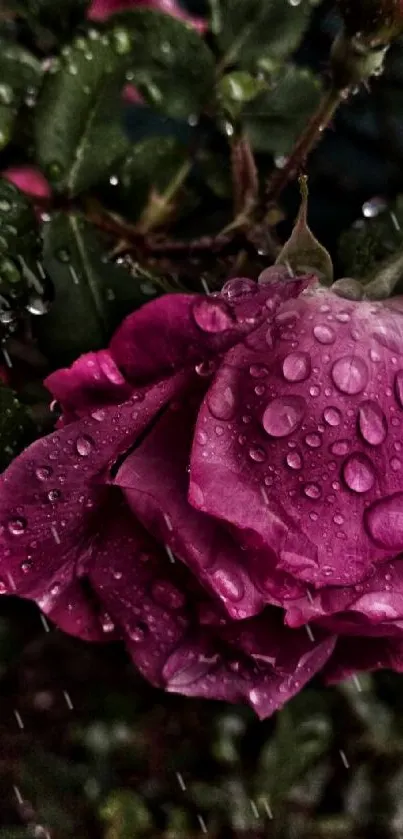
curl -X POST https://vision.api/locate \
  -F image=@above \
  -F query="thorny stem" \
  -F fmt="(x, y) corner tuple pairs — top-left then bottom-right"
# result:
(265, 85), (347, 206)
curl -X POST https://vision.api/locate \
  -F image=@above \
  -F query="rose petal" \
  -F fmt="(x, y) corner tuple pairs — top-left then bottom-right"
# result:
(87, 499), (194, 684)
(285, 557), (403, 637)
(164, 610), (336, 719)
(110, 275), (309, 386)
(45, 349), (132, 421)
(323, 636), (403, 683)
(115, 391), (267, 619)
(190, 290), (403, 590)
(0, 373), (186, 632)
(2, 166), (51, 200)
(87, 0), (207, 32)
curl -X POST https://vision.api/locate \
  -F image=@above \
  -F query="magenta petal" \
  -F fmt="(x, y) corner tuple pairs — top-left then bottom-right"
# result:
(285, 557), (403, 637)
(87, 0), (207, 31)
(164, 610), (336, 719)
(45, 349), (133, 421)
(2, 166), (51, 199)
(110, 277), (308, 386)
(37, 577), (107, 641)
(115, 394), (266, 619)
(0, 373), (186, 631)
(87, 500), (193, 685)
(190, 290), (403, 589)
(323, 636), (403, 683)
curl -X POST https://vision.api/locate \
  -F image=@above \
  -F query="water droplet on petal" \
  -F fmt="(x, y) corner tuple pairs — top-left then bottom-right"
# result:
(324, 406), (341, 427)
(101, 614), (115, 633)
(47, 489), (61, 502)
(262, 396), (306, 438)
(286, 451), (302, 470)
(21, 560), (32, 573)
(152, 580), (185, 609)
(35, 466), (52, 481)
(212, 568), (244, 602)
(221, 277), (256, 300)
(303, 483), (322, 500)
(130, 625), (146, 642)
(332, 356), (368, 394)
(249, 446), (266, 462)
(373, 321), (403, 355)
(391, 457), (401, 471)
(365, 492), (403, 548)
(91, 409), (106, 422)
(195, 359), (216, 377)
(207, 385), (235, 421)
(330, 439), (350, 456)
(313, 324), (335, 344)
(336, 311), (351, 323)
(342, 453), (375, 493)
(333, 513), (344, 525)
(395, 370), (403, 408)
(75, 435), (94, 457)
(305, 433), (321, 448)
(249, 364), (268, 378)
(358, 401), (387, 445)
(8, 518), (26, 535)
(193, 299), (233, 333)
(282, 351), (311, 382)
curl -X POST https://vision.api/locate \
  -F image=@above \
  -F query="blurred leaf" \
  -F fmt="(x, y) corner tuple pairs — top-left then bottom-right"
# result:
(0, 38), (42, 151)
(0, 384), (35, 470)
(112, 9), (215, 118)
(196, 147), (232, 199)
(217, 70), (267, 120)
(257, 691), (332, 810)
(117, 136), (190, 221)
(243, 64), (322, 155)
(214, 0), (314, 69)
(11, 0), (90, 41)
(100, 790), (152, 839)
(0, 178), (39, 257)
(0, 179), (47, 324)
(35, 31), (130, 196)
(36, 212), (172, 363)
(338, 197), (403, 279)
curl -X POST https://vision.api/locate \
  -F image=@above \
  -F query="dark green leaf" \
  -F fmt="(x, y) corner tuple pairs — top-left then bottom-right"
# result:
(338, 197), (403, 279)
(214, 0), (314, 69)
(243, 65), (322, 155)
(257, 691), (332, 810)
(35, 31), (131, 196)
(36, 212), (173, 363)
(112, 9), (216, 119)
(0, 178), (39, 257)
(0, 38), (42, 150)
(117, 136), (190, 221)
(217, 71), (267, 120)
(0, 179), (47, 325)
(11, 0), (90, 40)
(100, 790), (152, 838)
(0, 385), (35, 471)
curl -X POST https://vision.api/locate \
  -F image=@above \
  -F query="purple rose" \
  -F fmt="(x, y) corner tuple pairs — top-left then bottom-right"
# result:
(2, 270), (403, 717)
